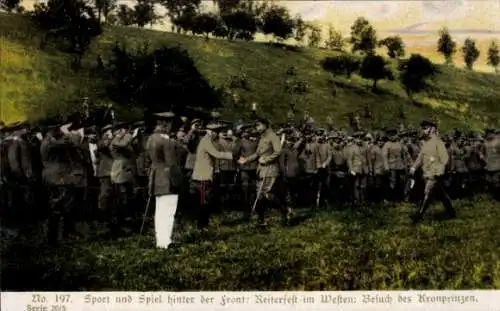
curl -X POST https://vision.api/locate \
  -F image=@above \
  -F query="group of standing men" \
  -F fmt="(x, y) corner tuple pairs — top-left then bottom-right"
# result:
(1, 112), (500, 248)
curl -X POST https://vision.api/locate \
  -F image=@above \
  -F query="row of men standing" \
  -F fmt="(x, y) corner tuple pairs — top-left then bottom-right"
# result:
(1, 115), (500, 246)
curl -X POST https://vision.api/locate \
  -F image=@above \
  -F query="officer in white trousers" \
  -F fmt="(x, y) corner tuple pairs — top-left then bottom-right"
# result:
(145, 112), (184, 249)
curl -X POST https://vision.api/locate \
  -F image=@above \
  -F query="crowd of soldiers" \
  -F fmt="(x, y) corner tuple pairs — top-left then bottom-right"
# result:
(1, 112), (500, 246)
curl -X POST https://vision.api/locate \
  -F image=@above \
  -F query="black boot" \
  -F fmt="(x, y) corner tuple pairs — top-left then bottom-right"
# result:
(411, 194), (432, 224)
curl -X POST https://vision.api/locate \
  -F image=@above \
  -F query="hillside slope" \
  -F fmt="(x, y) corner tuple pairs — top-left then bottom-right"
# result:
(1, 13), (499, 130)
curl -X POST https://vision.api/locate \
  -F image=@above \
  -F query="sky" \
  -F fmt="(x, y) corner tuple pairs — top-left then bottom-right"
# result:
(22, 0), (500, 36)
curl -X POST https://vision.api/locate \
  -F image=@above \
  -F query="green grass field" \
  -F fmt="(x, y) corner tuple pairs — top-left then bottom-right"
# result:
(1, 13), (500, 130)
(2, 195), (500, 290)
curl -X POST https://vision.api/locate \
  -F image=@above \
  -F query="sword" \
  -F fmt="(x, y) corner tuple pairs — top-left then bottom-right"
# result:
(139, 195), (152, 236)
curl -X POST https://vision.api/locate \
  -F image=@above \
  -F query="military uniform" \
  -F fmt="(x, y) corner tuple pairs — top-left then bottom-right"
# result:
(244, 120), (288, 224)
(382, 131), (410, 202)
(146, 119), (183, 248)
(41, 130), (80, 244)
(299, 136), (319, 207)
(236, 130), (258, 217)
(191, 125), (233, 229)
(410, 120), (455, 223)
(96, 129), (114, 221)
(280, 136), (303, 210)
(366, 136), (385, 202)
(316, 134), (332, 208)
(110, 128), (137, 229)
(484, 130), (500, 199)
(347, 135), (369, 205)
(329, 137), (348, 203)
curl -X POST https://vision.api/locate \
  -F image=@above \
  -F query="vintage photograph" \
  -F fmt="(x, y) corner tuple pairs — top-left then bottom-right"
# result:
(1, 0), (500, 292)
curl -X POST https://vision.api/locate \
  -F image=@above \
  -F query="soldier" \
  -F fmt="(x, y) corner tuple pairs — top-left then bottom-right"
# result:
(299, 130), (319, 207)
(235, 124), (258, 219)
(217, 127), (238, 210)
(448, 131), (468, 198)
(96, 124), (114, 226)
(238, 117), (290, 226)
(6, 122), (35, 232)
(348, 132), (369, 206)
(145, 112), (183, 249)
(41, 123), (80, 244)
(316, 129), (332, 208)
(109, 121), (138, 232)
(382, 128), (410, 202)
(279, 128), (304, 211)
(191, 122), (233, 230)
(484, 128), (500, 200)
(409, 119), (456, 223)
(366, 133), (385, 203)
(465, 133), (485, 196)
(328, 134), (348, 204)
(178, 119), (202, 222)
(133, 121), (150, 221)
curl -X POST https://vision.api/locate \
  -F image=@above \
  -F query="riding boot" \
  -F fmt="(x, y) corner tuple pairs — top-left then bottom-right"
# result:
(411, 194), (432, 223)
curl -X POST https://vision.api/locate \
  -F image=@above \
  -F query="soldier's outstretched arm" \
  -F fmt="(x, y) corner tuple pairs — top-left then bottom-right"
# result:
(205, 138), (232, 160)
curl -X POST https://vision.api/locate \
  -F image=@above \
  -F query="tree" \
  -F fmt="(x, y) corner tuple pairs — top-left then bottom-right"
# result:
(487, 41), (500, 73)
(379, 36), (405, 59)
(261, 5), (295, 42)
(117, 4), (136, 26)
(134, 0), (159, 28)
(32, 0), (102, 69)
(322, 55), (360, 79)
(293, 15), (307, 46)
(93, 0), (117, 23)
(0, 0), (23, 13)
(462, 38), (480, 70)
(106, 44), (221, 114)
(222, 9), (258, 41)
(161, 0), (201, 33)
(325, 26), (344, 51)
(307, 24), (321, 48)
(399, 54), (437, 100)
(350, 17), (377, 55)
(192, 13), (218, 38)
(437, 27), (457, 65)
(359, 55), (393, 91)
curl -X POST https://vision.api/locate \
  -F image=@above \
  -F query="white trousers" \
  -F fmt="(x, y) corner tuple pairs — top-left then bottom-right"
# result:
(154, 194), (178, 249)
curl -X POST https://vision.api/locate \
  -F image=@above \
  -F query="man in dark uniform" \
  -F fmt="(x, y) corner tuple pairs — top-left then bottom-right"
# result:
(109, 121), (138, 232)
(316, 128), (332, 208)
(6, 122), (35, 232)
(41, 123), (80, 244)
(145, 112), (183, 248)
(328, 134), (348, 204)
(96, 124), (114, 226)
(132, 121), (150, 221)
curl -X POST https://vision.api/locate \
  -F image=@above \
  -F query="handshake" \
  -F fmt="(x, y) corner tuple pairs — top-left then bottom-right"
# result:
(237, 157), (248, 165)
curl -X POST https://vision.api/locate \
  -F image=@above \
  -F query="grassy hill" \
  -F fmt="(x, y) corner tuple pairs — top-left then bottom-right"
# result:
(1, 12), (500, 130)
